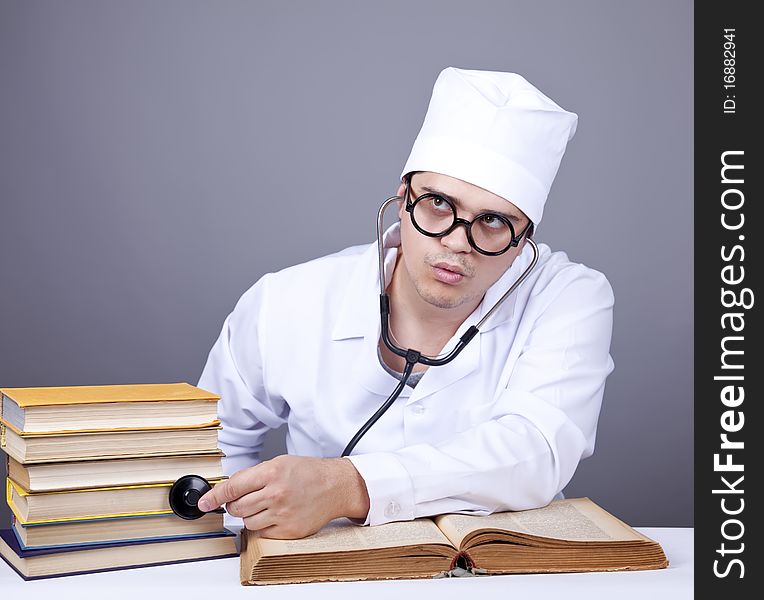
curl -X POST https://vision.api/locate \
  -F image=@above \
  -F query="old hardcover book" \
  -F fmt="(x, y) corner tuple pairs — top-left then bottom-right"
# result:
(0, 528), (237, 580)
(0, 425), (222, 464)
(0, 382), (220, 435)
(240, 498), (668, 585)
(13, 512), (227, 549)
(6, 478), (225, 524)
(7, 453), (224, 492)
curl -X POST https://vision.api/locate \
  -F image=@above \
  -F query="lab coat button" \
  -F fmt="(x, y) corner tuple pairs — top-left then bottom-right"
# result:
(384, 500), (401, 517)
(411, 404), (425, 415)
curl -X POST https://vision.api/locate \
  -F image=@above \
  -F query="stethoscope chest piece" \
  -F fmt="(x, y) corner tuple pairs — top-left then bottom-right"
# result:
(169, 474), (213, 520)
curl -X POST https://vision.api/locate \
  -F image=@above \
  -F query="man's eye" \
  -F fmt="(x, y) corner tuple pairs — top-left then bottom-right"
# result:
(429, 197), (451, 211)
(480, 214), (504, 229)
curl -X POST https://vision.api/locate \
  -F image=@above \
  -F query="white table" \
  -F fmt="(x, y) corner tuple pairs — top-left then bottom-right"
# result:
(1, 527), (693, 599)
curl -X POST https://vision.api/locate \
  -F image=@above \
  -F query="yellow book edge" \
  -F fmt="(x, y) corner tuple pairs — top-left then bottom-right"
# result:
(6, 477), (226, 525)
(0, 382), (220, 407)
(0, 418), (221, 437)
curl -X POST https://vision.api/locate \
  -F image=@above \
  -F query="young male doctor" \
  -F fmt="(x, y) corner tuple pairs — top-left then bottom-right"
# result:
(196, 67), (615, 539)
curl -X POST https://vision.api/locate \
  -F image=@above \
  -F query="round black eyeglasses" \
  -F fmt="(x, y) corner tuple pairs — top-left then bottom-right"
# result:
(404, 181), (533, 256)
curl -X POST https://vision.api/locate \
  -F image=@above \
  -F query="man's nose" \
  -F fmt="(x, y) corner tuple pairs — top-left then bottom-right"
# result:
(440, 222), (472, 253)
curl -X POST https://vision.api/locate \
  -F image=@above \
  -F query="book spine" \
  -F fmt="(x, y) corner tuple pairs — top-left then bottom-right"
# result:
(448, 550), (476, 571)
(1, 394), (5, 447)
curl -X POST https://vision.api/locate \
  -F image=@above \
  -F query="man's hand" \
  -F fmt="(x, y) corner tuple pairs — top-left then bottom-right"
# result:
(197, 455), (370, 539)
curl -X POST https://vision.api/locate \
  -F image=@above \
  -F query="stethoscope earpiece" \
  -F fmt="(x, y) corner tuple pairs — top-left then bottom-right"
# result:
(169, 474), (222, 520)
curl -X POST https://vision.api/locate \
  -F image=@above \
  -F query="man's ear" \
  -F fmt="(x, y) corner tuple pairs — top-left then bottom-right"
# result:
(396, 181), (406, 218)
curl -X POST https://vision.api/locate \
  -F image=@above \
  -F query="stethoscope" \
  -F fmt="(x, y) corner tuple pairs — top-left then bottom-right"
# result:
(169, 196), (539, 520)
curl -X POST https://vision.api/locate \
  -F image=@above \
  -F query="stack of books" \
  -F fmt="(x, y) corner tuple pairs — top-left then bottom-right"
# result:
(0, 382), (238, 580)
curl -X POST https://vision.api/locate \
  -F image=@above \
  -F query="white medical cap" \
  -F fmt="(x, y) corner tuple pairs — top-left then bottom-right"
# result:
(401, 67), (578, 225)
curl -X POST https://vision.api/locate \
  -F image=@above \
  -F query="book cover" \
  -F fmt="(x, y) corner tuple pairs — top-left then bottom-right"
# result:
(0, 527), (238, 581)
(6, 477), (226, 524)
(0, 382), (219, 407)
(13, 511), (227, 550)
(0, 382), (221, 435)
(1, 425), (222, 463)
(11, 525), (230, 552)
(8, 452), (225, 492)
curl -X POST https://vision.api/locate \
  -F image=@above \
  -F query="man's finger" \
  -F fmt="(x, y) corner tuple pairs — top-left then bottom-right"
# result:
(197, 480), (232, 512)
(225, 488), (269, 518)
(243, 509), (277, 533)
(198, 468), (264, 512)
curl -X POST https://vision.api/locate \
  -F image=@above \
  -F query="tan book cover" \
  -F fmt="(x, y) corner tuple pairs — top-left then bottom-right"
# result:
(0, 382), (218, 407)
(0, 425), (222, 463)
(0, 527), (238, 580)
(1, 382), (220, 435)
(6, 477), (227, 524)
(8, 453), (225, 492)
(14, 512), (227, 548)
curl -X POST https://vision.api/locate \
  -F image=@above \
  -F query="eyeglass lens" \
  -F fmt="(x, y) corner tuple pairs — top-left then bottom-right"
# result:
(411, 195), (516, 254)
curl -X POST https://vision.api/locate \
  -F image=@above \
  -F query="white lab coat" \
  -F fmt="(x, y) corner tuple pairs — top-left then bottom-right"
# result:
(198, 223), (614, 526)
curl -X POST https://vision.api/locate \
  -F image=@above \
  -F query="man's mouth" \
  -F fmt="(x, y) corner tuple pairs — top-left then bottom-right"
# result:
(433, 262), (465, 275)
(431, 262), (466, 284)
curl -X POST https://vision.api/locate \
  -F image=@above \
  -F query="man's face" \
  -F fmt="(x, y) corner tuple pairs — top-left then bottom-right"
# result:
(395, 172), (532, 312)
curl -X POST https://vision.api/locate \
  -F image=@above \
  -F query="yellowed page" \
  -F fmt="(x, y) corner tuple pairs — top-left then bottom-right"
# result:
(434, 498), (647, 549)
(255, 517), (452, 557)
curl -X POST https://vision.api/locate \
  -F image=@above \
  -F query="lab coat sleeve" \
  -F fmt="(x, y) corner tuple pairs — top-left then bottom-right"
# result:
(347, 269), (614, 526)
(197, 276), (288, 477)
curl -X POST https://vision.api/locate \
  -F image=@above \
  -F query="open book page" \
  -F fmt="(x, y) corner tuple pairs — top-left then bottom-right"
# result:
(255, 517), (452, 557)
(434, 498), (647, 549)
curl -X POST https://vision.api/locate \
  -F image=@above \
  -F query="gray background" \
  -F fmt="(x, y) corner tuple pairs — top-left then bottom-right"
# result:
(0, 0), (693, 528)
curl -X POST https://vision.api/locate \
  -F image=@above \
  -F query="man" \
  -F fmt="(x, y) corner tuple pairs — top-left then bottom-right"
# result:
(196, 67), (615, 539)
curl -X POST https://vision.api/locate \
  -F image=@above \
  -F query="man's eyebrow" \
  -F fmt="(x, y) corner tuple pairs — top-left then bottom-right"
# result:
(416, 184), (524, 224)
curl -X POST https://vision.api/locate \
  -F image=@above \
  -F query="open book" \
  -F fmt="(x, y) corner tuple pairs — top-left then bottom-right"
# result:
(241, 498), (668, 585)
